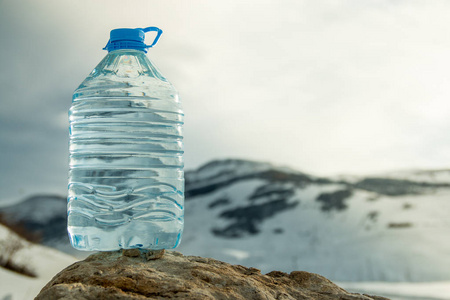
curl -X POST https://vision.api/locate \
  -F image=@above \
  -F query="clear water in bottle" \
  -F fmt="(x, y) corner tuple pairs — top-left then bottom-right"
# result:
(68, 27), (184, 251)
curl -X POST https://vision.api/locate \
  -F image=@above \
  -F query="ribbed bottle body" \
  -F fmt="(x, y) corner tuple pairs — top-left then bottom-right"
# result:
(68, 50), (184, 251)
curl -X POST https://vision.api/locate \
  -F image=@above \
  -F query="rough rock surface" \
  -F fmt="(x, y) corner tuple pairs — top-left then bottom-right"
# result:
(35, 251), (389, 300)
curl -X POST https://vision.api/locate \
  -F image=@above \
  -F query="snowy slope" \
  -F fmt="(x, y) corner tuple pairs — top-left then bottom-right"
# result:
(340, 281), (450, 300)
(0, 224), (77, 300)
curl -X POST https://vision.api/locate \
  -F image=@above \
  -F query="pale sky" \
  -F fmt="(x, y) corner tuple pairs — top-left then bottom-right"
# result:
(1, 0), (450, 204)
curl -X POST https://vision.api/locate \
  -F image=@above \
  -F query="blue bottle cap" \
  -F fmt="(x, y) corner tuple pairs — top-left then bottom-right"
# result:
(103, 27), (163, 53)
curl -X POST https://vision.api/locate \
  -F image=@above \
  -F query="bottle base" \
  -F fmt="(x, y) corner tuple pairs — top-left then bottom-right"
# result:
(68, 226), (182, 251)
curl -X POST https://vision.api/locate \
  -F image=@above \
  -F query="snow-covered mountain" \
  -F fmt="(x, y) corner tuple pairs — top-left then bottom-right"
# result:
(180, 159), (450, 282)
(0, 195), (77, 256)
(2, 159), (450, 282)
(0, 223), (76, 300)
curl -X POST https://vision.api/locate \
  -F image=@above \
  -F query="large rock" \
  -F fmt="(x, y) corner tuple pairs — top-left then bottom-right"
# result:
(36, 250), (389, 300)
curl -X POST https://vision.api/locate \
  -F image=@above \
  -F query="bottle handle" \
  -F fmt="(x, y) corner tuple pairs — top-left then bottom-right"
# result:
(141, 27), (163, 48)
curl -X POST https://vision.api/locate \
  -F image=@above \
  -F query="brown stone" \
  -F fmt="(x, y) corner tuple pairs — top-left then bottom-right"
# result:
(35, 251), (390, 300)
(145, 249), (165, 260)
(122, 249), (141, 257)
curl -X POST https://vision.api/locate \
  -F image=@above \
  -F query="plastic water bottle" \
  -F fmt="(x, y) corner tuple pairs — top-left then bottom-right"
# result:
(67, 27), (184, 251)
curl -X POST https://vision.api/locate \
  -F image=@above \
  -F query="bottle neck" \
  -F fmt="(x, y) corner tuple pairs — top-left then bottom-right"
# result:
(108, 49), (146, 55)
